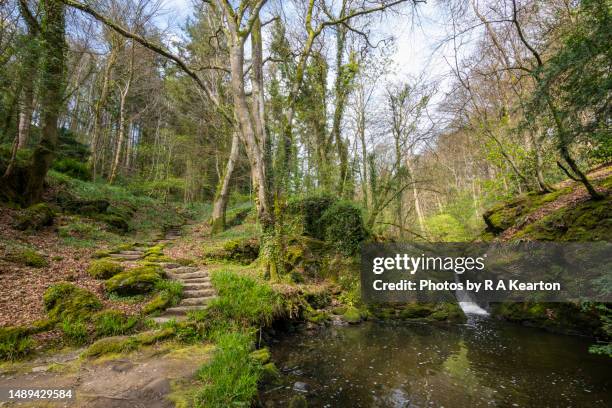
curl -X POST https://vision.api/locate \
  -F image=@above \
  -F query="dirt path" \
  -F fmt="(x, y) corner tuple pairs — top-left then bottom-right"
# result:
(0, 342), (211, 407)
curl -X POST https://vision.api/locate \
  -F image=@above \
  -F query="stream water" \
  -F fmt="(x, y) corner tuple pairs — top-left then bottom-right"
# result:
(262, 317), (611, 407)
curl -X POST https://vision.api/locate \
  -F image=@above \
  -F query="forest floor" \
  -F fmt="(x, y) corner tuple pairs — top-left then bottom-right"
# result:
(0, 214), (236, 407)
(484, 164), (612, 241)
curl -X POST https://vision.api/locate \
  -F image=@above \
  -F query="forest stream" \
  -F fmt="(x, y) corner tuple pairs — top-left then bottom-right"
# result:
(261, 316), (611, 407)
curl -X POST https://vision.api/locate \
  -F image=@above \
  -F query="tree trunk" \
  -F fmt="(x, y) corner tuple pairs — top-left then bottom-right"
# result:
(211, 130), (240, 233)
(91, 48), (117, 180)
(109, 82), (130, 183)
(23, 0), (65, 205)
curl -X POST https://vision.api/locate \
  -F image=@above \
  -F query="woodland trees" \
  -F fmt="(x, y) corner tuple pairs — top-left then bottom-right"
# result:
(0, 0), (608, 270)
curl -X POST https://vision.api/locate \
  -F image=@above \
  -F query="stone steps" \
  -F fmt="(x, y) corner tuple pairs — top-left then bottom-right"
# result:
(178, 277), (211, 284)
(164, 305), (209, 315)
(170, 271), (210, 280)
(183, 289), (215, 298)
(109, 253), (141, 261)
(179, 296), (215, 306)
(183, 282), (212, 290)
(109, 225), (219, 323)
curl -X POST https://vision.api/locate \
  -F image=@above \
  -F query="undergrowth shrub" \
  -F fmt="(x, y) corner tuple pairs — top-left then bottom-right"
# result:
(320, 201), (366, 255)
(286, 195), (335, 239)
(52, 158), (91, 181)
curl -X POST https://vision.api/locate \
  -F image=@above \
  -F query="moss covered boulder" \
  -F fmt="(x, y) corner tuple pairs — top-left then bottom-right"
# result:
(87, 259), (124, 279)
(221, 238), (260, 264)
(13, 203), (55, 231)
(4, 247), (48, 267)
(82, 336), (138, 358)
(398, 303), (436, 319)
(44, 283), (102, 322)
(342, 306), (362, 324)
(250, 347), (271, 364)
(105, 265), (162, 295)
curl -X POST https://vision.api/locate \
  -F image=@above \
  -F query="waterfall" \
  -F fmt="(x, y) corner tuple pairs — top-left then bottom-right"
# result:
(455, 275), (489, 316)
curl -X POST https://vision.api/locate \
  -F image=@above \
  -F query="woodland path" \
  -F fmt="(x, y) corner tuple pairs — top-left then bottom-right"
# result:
(109, 226), (217, 324)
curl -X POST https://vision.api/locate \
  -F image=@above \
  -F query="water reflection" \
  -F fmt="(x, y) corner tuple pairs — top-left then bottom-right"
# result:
(262, 319), (611, 407)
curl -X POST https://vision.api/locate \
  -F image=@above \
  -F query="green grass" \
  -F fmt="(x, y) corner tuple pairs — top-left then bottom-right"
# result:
(93, 310), (138, 337)
(208, 270), (282, 327)
(195, 330), (260, 408)
(142, 280), (184, 315)
(60, 319), (89, 346)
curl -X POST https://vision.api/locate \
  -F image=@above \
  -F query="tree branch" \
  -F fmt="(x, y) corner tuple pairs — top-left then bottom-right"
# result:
(60, 0), (233, 123)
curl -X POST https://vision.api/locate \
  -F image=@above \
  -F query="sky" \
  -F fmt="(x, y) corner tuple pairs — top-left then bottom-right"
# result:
(160, 0), (455, 85)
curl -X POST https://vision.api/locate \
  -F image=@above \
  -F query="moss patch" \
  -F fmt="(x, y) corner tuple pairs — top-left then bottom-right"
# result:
(82, 336), (139, 358)
(513, 195), (612, 241)
(3, 247), (48, 267)
(13, 203), (55, 231)
(105, 265), (163, 295)
(87, 259), (124, 279)
(342, 306), (362, 324)
(43, 283), (102, 322)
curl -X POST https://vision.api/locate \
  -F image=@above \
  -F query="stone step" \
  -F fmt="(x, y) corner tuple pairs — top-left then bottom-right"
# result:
(165, 235), (181, 239)
(183, 282), (213, 290)
(151, 315), (186, 324)
(172, 271), (210, 280)
(180, 297), (215, 306)
(183, 289), (215, 298)
(180, 278), (211, 285)
(165, 305), (207, 315)
(160, 263), (182, 269)
(170, 266), (199, 274)
(118, 250), (143, 255)
(109, 253), (141, 260)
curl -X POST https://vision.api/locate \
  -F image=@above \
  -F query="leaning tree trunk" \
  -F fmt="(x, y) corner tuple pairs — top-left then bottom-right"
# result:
(211, 130), (240, 234)
(23, 0), (65, 205)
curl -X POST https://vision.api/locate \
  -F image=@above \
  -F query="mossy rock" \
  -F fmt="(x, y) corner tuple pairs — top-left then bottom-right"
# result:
(87, 259), (124, 279)
(304, 307), (329, 324)
(260, 362), (281, 385)
(142, 292), (174, 314)
(95, 213), (129, 232)
(216, 238), (260, 264)
(513, 195), (612, 241)
(342, 306), (362, 324)
(429, 303), (466, 323)
(331, 306), (347, 315)
(491, 302), (602, 336)
(63, 199), (110, 215)
(92, 250), (112, 259)
(82, 336), (138, 358)
(4, 248), (48, 268)
(398, 303), (435, 319)
(482, 188), (572, 235)
(250, 347), (271, 364)
(135, 327), (175, 345)
(105, 265), (162, 295)
(13, 203), (55, 231)
(43, 283), (102, 322)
